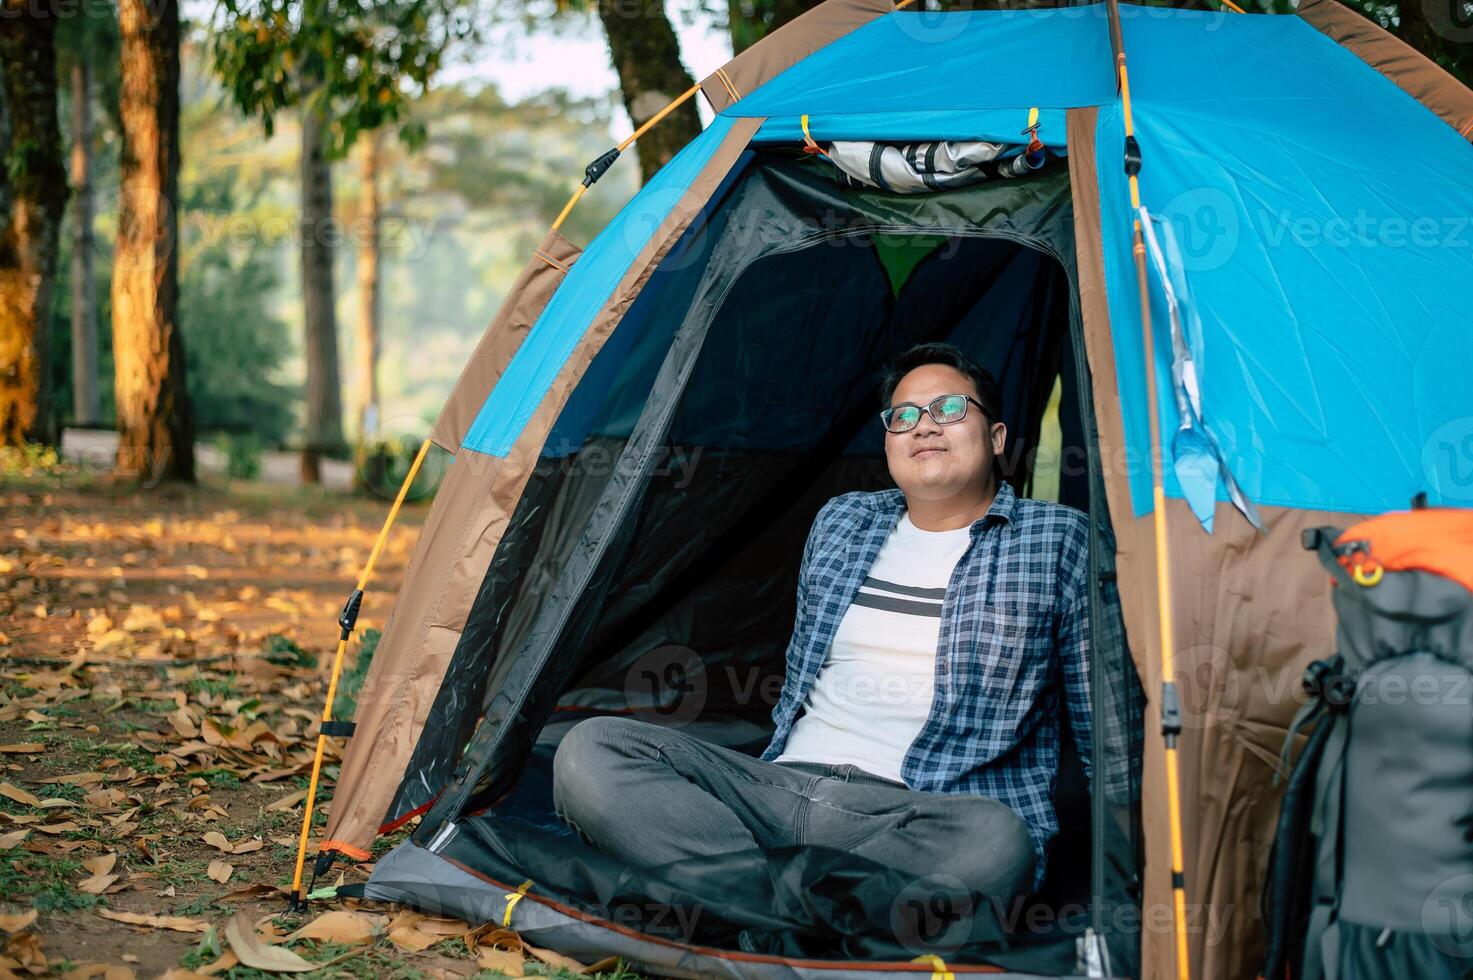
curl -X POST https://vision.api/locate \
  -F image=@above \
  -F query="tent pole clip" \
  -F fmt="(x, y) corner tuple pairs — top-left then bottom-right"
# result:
(1160, 680), (1182, 745)
(1123, 135), (1142, 176)
(338, 588), (365, 641)
(584, 147), (621, 187)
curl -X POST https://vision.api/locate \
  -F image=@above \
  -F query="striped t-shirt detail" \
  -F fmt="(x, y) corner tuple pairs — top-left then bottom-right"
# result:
(772, 511), (972, 783)
(851, 576), (946, 618)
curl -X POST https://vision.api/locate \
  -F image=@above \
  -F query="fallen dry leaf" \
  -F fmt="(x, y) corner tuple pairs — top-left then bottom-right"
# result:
(194, 950), (238, 975)
(223, 911), (316, 973)
(0, 828), (29, 850)
(58, 964), (137, 979)
(168, 709), (198, 739)
(202, 831), (264, 855)
(264, 789), (306, 812)
(525, 942), (588, 974)
(78, 872), (121, 895)
(386, 923), (440, 953)
(0, 909), (38, 933)
(408, 916), (470, 937)
(96, 909), (209, 933)
(478, 947), (527, 976)
(219, 882), (286, 902)
(0, 743), (44, 754)
(0, 781), (41, 807)
(207, 859), (233, 883)
(287, 909), (379, 946)
(5, 929), (48, 972)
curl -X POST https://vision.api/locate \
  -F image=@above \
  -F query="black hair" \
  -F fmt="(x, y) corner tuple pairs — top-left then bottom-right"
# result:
(878, 342), (1003, 423)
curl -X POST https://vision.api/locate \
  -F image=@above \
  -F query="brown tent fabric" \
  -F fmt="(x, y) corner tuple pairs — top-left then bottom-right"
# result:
(430, 231), (584, 452)
(1297, 0), (1473, 141)
(699, 0), (894, 112)
(1067, 106), (1365, 980)
(322, 116), (763, 856)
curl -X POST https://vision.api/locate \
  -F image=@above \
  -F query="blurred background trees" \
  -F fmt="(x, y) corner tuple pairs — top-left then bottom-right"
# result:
(0, 0), (1467, 485)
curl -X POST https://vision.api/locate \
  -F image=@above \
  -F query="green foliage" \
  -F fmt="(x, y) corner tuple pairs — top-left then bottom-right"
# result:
(218, 431), (265, 479)
(176, 173), (297, 444)
(0, 852), (97, 913)
(408, 86), (636, 242)
(209, 0), (477, 157)
(265, 634), (318, 669)
(0, 443), (63, 477)
(354, 436), (443, 501)
(54, 3), (122, 133)
(187, 673), (240, 699)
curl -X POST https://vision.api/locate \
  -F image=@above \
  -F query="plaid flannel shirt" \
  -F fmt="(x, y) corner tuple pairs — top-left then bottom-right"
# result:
(761, 481), (1093, 888)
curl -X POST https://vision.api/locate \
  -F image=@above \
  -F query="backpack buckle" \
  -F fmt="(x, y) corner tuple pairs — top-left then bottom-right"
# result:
(1303, 658), (1355, 712)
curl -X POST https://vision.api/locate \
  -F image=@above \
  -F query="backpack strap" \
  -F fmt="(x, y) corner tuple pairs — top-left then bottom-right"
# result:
(1303, 702), (1352, 980)
(1304, 526), (1358, 591)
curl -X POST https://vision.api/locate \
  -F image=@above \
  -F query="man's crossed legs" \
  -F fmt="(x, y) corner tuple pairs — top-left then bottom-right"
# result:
(551, 715), (1035, 932)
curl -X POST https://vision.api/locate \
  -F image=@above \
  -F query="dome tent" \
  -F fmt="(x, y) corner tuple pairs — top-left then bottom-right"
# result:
(299, 1), (1473, 978)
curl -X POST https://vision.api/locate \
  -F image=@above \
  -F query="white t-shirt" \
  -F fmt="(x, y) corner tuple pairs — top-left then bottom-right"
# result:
(774, 511), (972, 783)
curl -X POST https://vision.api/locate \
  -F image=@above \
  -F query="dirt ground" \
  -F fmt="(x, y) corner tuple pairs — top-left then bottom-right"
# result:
(0, 464), (637, 980)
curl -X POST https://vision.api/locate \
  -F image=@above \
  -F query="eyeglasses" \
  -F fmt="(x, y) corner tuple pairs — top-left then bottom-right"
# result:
(881, 394), (990, 434)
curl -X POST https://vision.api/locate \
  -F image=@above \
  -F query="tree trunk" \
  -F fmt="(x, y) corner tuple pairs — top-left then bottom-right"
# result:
(112, 0), (194, 482)
(1396, 0), (1470, 85)
(354, 130), (381, 440)
(728, 0), (827, 54)
(596, 0), (703, 185)
(70, 59), (100, 427)
(299, 93), (343, 485)
(0, 2), (69, 448)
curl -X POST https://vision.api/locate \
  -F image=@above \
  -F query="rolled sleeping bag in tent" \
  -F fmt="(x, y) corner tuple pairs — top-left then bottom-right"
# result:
(823, 140), (1049, 192)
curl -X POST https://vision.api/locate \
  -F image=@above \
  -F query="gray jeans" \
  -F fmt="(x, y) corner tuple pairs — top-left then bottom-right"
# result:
(551, 715), (1036, 905)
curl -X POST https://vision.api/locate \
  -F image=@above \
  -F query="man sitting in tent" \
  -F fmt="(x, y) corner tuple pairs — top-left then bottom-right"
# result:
(552, 341), (1091, 910)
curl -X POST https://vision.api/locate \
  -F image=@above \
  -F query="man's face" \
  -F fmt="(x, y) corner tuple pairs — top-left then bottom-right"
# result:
(883, 364), (1006, 502)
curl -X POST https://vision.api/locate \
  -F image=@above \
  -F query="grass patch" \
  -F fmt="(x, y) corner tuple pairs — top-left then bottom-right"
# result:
(333, 629), (380, 721)
(0, 853), (99, 912)
(187, 674), (241, 700)
(264, 635), (317, 670)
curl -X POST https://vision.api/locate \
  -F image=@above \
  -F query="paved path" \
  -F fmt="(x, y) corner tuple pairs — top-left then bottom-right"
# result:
(61, 428), (354, 490)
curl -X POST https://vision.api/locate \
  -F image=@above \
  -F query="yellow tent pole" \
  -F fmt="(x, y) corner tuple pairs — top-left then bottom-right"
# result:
(289, 437), (433, 909)
(551, 82), (704, 232)
(1108, 4), (1193, 979)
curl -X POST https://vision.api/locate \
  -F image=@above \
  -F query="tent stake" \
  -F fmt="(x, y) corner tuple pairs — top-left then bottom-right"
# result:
(288, 437), (434, 911)
(1106, 0), (1194, 977)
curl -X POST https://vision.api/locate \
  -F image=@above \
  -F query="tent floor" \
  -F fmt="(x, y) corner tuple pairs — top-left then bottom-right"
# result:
(362, 842), (1087, 980)
(361, 707), (1094, 978)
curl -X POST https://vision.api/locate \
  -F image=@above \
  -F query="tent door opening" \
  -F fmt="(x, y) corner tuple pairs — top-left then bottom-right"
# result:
(398, 150), (1142, 973)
